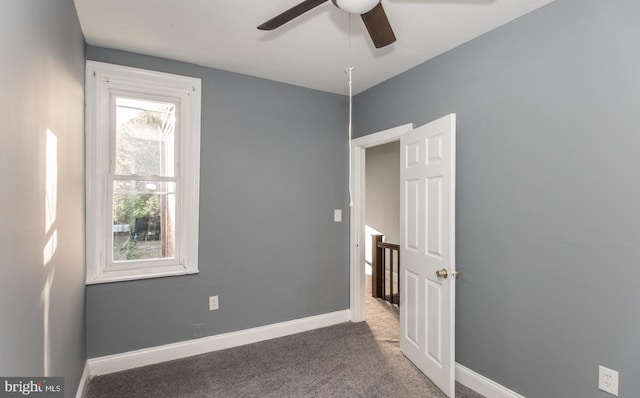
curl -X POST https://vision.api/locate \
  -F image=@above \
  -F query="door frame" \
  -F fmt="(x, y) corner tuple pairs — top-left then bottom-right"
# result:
(349, 123), (413, 322)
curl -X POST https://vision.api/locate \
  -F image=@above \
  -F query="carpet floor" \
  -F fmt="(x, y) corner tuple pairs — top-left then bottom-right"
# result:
(86, 289), (484, 398)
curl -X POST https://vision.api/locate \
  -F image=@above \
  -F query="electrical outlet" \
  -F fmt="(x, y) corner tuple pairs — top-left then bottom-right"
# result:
(598, 365), (619, 396)
(192, 323), (204, 339)
(209, 295), (219, 311)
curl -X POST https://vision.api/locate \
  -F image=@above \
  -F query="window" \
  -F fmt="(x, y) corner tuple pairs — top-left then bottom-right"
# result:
(85, 61), (201, 284)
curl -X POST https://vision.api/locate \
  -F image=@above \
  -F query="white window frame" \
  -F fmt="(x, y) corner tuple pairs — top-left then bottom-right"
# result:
(85, 61), (201, 284)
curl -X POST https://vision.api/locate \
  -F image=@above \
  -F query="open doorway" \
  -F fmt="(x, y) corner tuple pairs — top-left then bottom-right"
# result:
(349, 124), (412, 322)
(363, 139), (402, 346)
(365, 141), (400, 304)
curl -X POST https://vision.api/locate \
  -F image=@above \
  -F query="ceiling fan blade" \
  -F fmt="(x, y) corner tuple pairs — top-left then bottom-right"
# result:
(258, 0), (329, 31)
(360, 2), (396, 48)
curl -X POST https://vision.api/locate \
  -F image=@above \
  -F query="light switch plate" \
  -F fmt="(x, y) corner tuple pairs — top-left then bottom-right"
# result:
(334, 209), (342, 222)
(209, 296), (219, 311)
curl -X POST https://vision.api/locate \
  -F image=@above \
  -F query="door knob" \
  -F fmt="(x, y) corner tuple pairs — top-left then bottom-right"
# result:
(435, 269), (460, 279)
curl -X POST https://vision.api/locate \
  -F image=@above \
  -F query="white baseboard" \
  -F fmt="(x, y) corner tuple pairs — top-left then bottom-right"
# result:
(82, 310), (523, 398)
(456, 363), (526, 398)
(87, 309), (351, 376)
(75, 361), (90, 398)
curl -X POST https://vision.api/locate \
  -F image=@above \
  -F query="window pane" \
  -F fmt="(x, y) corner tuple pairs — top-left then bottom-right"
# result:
(115, 97), (176, 177)
(112, 180), (176, 262)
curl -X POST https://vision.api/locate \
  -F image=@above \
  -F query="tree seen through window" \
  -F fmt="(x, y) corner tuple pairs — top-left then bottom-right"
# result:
(112, 97), (176, 261)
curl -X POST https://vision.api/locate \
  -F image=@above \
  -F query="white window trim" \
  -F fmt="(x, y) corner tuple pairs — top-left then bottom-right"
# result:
(85, 61), (201, 284)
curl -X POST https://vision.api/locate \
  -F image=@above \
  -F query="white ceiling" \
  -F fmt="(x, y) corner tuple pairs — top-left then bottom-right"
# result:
(74, 0), (556, 95)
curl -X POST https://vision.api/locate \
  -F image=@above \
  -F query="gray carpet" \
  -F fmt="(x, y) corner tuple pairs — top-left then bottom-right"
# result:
(86, 290), (484, 398)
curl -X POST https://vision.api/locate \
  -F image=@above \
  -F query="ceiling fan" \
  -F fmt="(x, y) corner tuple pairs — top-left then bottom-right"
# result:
(258, 0), (396, 49)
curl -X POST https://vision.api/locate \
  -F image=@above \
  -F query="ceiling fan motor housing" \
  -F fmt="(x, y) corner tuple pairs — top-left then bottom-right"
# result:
(331, 0), (380, 15)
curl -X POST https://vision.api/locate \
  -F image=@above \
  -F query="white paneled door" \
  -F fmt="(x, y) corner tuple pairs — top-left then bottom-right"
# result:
(400, 114), (456, 397)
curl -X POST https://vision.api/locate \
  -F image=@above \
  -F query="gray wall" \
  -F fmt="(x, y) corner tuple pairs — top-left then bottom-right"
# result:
(0, 1), (86, 396)
(366, 141), (400, 243)
(85, 47), (350, 357)
(354, 0), (640, 397)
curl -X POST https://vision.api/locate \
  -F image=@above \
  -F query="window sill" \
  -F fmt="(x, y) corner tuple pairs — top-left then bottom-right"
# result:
(86, 266), (199, 285)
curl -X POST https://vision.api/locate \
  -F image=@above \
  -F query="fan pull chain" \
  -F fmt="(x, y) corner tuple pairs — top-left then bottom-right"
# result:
(346, 12), (354, 208)
(347, 65), (354, 207)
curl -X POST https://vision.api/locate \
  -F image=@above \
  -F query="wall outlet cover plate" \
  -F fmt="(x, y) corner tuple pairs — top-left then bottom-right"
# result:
(598, 365), (619, 396)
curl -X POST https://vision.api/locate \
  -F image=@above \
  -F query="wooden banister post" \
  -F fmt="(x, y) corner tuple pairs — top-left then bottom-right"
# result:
(372, 234), (384, 298)
(397, 248), (400, 306)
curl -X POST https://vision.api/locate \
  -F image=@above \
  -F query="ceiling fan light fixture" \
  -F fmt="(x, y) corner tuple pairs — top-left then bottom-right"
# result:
(331, 0), (380, 15)
(258, 0), (395, 48)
